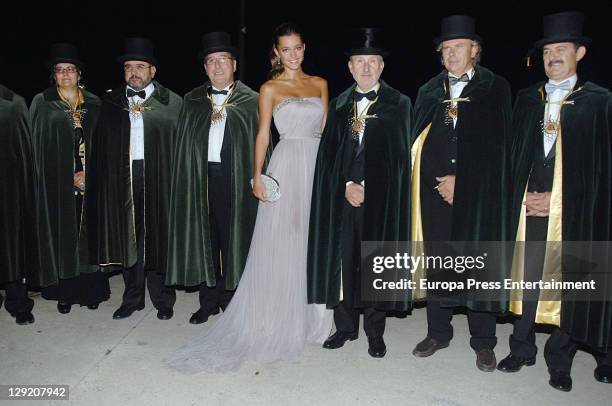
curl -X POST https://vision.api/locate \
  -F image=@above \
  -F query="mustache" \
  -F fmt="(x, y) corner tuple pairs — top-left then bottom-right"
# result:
(129, 75), (143, 81)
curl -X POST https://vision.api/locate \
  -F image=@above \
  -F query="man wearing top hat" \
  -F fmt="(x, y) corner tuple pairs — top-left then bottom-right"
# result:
(87, 38), (182, 320)
(0, 75), (36, 325)
(498, 11), (612, 391)
(308, 28), (412, 358)
(165, 32), (262, 324)
(410, 15), (512, 371)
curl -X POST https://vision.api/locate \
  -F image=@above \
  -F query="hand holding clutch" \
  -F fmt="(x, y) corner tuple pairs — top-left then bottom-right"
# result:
(251, 174), (280, 202)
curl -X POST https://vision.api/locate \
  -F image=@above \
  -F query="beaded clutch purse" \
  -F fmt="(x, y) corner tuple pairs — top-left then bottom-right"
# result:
(251, 174), (280, 202)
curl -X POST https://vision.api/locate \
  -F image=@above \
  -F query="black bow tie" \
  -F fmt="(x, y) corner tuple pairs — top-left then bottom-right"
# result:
(210, 88), (229, 95)
(127, 88), (146, 99)
(448, 73), (470, 86)
(354, 90), (377, 101)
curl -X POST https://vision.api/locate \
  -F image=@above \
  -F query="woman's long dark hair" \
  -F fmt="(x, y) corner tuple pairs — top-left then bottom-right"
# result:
(268, 22), (304, 80)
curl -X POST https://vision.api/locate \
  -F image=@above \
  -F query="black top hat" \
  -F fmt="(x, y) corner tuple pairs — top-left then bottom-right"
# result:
(434, 15), (482, 45)
(534, 11), (591, 48)
(345, 28), (389, 57)
(117, 38), (158, 67)
(46, 43), (85, 71)
(198, 32), (239, 62)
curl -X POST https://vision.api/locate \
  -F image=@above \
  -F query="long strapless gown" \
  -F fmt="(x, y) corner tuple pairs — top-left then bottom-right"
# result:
(164, 97), (333, 373)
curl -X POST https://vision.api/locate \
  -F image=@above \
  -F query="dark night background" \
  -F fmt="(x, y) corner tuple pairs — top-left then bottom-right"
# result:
(2, 1), (609, 104)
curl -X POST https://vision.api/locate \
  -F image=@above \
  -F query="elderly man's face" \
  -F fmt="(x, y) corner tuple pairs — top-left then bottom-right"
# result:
(440, 38), (477, 76)
(124, 60), (156, 90)
(348, 54), (384, 91)
(204, 51), (236, 89)
(543, 42), (585, 82)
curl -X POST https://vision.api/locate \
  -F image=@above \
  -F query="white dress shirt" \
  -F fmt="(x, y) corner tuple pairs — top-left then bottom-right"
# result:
(448, 68), (474, 128)
(543, 74), (577, 156)
(127, 82), (155, 160)
(347, 82), (380, 188)
(208, 83), (233, 163)
(354, 82), (380, 145)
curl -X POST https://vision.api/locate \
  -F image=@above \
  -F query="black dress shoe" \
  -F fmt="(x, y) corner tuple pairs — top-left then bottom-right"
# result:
(15, 311), (34, 325)
(189, 309), (212, 325)
(497, 354), (536, 372)
(323, 331), (358, 349)
(57, 302), (72, 314)
(412, 337), (450, 357)
(594, 365), (612, 383)
(367, 336), (387, 358)
(112, 304), (144, 320)
(86, 304), (99, 310)
(549, 369), (572, 392)
(475, 349), (497, 372)
(157, 307), (174, 320)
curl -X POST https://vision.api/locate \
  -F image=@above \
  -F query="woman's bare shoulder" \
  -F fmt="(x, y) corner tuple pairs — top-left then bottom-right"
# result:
(259, 80), (283, 96)
(309, 75), (327, 85)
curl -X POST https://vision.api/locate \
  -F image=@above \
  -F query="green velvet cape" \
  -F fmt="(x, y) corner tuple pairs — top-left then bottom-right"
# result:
(30, 87), (101, 284)
(86, 81), (182, 271)
(165, 81), (261, 288)
(413, 66), (513, 242)
(511, 80), (612, 351)
(411, 66), (513, 312)
(307, 81), (413, 311)
(0, 85), (37, 285)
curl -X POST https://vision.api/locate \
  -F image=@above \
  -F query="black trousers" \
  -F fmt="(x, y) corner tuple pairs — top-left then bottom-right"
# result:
(198, 163), (234, 313)
(42, 272), (110, 306)
(423, 235), (497, 350)
(423, 242), (498, 350)
(120, 160), (175, 310)
(420, 175), (498, 350)
(596, 350), (612, 367)
(333, 204), (386, 338)
(2, 280), (33, 316)
(512, 304), (612, 372)
(422, 223), (497, 351)
(510, 300), (577, 372)
(509, 217), (577, 372)
(426, 302), (497, 350)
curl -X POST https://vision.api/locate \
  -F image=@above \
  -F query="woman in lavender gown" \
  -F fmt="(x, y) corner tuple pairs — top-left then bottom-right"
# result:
(165, 23), (333, 373)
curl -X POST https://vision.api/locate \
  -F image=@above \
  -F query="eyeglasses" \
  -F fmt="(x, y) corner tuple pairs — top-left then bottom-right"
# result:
(205, 56), (235, 66)
(54, 66), (78, 74)
(124, 64), (151, 73)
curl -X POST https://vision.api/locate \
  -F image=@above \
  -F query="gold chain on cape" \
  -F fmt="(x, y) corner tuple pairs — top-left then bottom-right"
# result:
(208, 84), (236, 125)
(57, 87), (86, 129)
